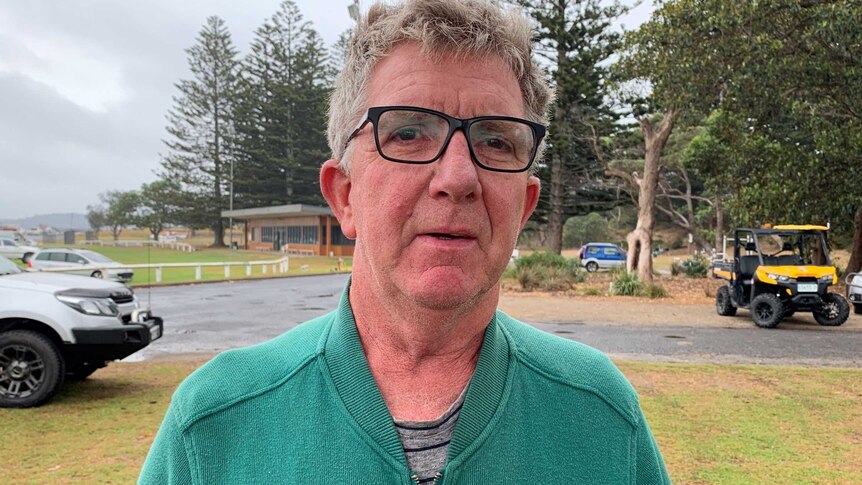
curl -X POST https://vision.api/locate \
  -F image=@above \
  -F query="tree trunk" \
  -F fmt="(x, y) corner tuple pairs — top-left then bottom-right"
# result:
(846, 206), (862, 274)
(714, 196), (724, 255)
(547, 149), (565, 254)
(627, 110), (679, 282)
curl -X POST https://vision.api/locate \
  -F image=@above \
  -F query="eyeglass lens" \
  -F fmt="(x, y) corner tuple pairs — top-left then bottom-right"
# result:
(376, 109), (535, 171)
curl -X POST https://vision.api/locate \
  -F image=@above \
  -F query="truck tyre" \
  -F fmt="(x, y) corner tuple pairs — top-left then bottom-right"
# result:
(750, 293), (784, 328)
(0, 330), (65, 408)
(585, 261), (599, 273)
(814, 293), (850, 327)
(716, 286), (737, 316)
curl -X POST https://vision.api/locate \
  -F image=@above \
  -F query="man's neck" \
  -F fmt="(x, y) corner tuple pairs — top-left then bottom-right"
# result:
(349, 276), (497, 421)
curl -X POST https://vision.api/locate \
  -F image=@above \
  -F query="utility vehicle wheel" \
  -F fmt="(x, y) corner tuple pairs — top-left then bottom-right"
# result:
(853, 303), (862, 315)
(715, 286), (737, 316)
(585, 262), (599, 273)
(0, 330), (65, 408)
(750, 293), (784, 328)
(91, 270), (103, 279)
(814, 293), (850, 327)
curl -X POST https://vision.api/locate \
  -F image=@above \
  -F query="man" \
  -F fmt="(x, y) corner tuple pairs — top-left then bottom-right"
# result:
(140, 0), (670, 483)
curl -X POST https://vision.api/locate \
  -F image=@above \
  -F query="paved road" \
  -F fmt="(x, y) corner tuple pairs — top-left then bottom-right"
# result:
(133, 274), (862, 367)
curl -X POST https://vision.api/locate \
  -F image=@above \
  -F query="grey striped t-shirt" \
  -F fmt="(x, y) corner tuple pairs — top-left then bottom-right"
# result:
(394, 390), (467, 483)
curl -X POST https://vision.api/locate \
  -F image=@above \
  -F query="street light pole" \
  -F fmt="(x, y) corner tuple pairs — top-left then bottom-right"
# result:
(229, 158), (234, 250)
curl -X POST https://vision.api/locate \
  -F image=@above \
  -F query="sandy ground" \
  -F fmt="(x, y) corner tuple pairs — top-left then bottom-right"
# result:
(500, 279), (862, 332)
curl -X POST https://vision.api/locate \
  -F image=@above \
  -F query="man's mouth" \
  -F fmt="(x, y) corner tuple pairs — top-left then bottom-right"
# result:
(426, 232), (471, 240)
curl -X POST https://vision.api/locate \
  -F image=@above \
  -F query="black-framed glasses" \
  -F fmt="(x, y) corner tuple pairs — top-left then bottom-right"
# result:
(345, 106), (546, 173)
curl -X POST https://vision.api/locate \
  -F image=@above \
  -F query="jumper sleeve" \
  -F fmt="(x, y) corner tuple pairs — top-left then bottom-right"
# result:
(635, 410), (672, 485)
(138, 403), (195, 484)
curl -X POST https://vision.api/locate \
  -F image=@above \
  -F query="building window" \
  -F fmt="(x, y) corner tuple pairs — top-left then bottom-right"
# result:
(331, 225), (355, 246)
(260, 225), (317, 245)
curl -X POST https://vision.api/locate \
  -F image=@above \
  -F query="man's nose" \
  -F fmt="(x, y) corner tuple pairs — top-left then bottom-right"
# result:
(428, 131), (482, 202)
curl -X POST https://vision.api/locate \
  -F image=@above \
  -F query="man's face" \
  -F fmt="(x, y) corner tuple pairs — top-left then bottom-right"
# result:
(327, 42), (540, 310)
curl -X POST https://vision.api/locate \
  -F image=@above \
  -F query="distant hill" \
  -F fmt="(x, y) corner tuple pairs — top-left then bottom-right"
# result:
(0, 213), (90, 231)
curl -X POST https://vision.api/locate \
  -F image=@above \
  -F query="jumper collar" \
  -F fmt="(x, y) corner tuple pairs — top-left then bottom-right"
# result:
(322, 280), (513, 467)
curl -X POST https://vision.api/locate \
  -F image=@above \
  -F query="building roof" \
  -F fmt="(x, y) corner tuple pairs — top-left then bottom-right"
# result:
(221, 204), (333, 220)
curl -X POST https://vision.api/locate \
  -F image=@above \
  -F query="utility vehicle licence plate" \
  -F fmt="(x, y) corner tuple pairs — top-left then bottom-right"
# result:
(797, 283), (818, 293)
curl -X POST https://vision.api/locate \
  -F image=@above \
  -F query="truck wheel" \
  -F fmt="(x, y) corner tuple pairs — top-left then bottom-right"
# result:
(716, 286), (737, 316)
(0, 330), (65, 408)
(750, 293), (784, 328)
(585, 261), (599, 273)
(814, 293), (850, 326)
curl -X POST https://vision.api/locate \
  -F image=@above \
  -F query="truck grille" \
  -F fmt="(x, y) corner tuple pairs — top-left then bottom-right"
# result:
(110, 292), (134, 304)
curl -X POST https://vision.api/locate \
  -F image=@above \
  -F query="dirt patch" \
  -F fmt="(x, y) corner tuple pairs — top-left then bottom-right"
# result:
(499, 275), (862, 332)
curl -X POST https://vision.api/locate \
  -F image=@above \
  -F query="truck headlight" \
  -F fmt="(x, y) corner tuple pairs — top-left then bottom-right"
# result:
(819, 275), (835, 283)
(56, 295), (119, 316)
(767, 274), (791, 283)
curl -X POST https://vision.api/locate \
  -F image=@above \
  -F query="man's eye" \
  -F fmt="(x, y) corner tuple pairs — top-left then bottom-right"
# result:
(393, 128), (419, 141)
(483, 137), (513, 152)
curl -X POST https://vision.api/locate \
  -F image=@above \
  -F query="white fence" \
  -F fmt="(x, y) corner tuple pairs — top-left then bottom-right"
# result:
(80, 239), (195, 253)
(31, 257), (290, 283)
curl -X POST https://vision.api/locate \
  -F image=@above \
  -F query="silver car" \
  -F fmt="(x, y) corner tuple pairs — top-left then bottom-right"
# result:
(0, 238), (39, 262)
(29, 248), (134, 282)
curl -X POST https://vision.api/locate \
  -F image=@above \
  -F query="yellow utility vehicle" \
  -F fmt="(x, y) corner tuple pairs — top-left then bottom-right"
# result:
(712, 225), (850, 328)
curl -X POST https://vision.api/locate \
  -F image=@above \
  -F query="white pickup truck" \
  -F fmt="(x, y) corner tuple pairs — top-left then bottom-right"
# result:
(0, 255), (163, 407)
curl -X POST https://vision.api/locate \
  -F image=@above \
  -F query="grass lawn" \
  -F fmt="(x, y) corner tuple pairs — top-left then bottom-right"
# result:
(1, 361), (859, 484)
(34, 245), (352, 286)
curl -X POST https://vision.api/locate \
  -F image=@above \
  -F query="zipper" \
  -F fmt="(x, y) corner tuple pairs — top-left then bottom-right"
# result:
(410, 471), (444, 484)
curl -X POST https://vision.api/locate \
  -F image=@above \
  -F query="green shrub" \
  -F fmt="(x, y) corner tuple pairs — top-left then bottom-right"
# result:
(670, 239), (685, 250)
(642, 283), (669, 299)
(512, 251), (581, 291)
(609, 270), (643, 296)
(582, 286), (604, 296)
(680, 255), (709, 278)
(670, 261), (682, 276)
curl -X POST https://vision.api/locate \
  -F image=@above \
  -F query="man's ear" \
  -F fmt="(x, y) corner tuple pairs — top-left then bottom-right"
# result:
(320, 159), (356, 238)
(519, 175), (541, 231)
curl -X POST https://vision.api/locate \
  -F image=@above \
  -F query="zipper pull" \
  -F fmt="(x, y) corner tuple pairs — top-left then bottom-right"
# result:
(432, 471), (444, 484)
(410, 472), (421, 485)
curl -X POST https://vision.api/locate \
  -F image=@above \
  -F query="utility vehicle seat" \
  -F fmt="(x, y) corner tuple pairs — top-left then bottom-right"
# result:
(738, 255), (760, 284)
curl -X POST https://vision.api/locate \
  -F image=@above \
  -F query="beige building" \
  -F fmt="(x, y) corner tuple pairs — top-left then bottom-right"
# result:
(222, 204), (355, 257)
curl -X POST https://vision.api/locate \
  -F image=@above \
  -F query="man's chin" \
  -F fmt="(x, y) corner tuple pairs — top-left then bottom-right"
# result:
(398, 277), (497, 313)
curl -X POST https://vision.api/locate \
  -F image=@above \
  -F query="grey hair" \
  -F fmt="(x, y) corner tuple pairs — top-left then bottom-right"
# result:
(327, 0), (553, 173)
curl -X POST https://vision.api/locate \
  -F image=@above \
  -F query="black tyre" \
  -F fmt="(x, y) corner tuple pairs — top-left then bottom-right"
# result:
(750, 293), (784, 329)
(585, 261), (599, 273)
(91, 270), (103, 279)
(853, 303), (862, 315)
(716, 285), (737, 316)
(0, 330), (65, 408)
(814, 293), (850, 327)
(784, 310), (796, 319)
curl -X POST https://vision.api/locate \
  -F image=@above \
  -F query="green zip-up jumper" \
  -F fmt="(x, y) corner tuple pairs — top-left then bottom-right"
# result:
(139, 289), (670, 484)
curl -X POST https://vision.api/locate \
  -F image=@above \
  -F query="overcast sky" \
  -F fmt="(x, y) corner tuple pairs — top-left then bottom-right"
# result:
(0, 0), (653, 220)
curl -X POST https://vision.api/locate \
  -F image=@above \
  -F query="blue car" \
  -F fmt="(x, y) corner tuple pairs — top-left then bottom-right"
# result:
(579, 243), (626, 272)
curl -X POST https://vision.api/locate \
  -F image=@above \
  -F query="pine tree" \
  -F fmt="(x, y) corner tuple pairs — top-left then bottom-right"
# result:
(233, 0), (332, 208)
(515, 0), (627, 254)
(160, 16), (239, 247)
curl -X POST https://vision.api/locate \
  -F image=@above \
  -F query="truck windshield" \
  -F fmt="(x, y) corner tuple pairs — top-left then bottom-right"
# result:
(756, 232), (830, 265)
